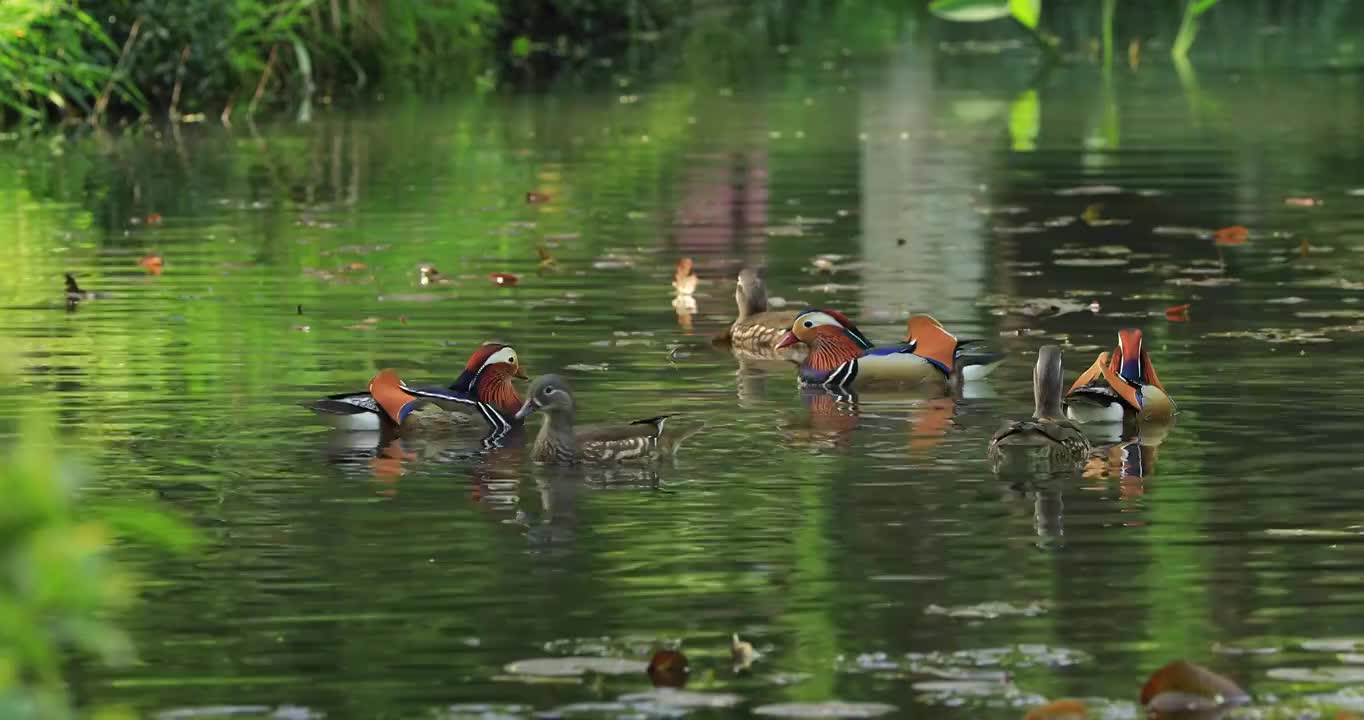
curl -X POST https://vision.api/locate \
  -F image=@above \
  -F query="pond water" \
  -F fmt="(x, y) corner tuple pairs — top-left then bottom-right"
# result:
(6, 29), (1364, 720)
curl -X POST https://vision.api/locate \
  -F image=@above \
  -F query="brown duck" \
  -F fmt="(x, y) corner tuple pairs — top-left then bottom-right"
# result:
(715, 268), (805, 361)
(513, 374), (699, 464)
(988, 345), (1091, 471)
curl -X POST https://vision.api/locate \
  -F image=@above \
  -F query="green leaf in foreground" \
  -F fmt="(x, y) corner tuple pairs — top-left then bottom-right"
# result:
(1009, 0), (1041, 29)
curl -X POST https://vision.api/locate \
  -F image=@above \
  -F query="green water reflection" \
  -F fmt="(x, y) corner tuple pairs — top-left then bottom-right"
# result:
(6, 27), (1364, 720)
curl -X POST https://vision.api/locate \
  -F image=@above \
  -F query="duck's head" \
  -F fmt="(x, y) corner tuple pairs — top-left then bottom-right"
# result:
(514, 374), (575, 420)
(776, 309), (873, 351)
(735, 268), (768, 317)
(903, 314), (958, 374)
(450, 343), (528, 392)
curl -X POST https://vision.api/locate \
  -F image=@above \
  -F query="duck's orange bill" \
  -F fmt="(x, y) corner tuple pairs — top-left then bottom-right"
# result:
(776, 330), (800, 350)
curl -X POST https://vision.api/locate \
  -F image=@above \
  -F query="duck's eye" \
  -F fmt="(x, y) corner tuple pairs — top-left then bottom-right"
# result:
(541, 387), (555, 396)
(803, 321), (814, 328)
(508, 356), (515, 364)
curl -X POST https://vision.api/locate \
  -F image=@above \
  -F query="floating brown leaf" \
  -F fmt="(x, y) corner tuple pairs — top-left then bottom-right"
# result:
(537, 245), (558, 271)
(526, 191), (552, 204)
(647, 649), (689, 688)
(1024, 698), (1088, 720)
(1285, 197), (1322, 207)
(1140, 660), (1247, 713)
(145, 212), (163, 225)
(1165, 304), (1190, 322)
(138, 253), (163, 275)
(1213, 226), (1248, 246)
(489, 273), (521, 287)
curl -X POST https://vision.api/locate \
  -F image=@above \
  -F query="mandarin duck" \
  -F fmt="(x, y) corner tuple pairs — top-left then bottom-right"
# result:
(513, 374), (700, 464)
(716, 269), (804, 361)
(776, 310), (1003, 389)
(1065, 329), (1174, 423)
(988, 345), (1091, 471)
(303, 343), (527, 434)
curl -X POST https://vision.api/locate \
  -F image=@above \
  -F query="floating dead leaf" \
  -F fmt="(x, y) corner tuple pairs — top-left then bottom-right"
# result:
(1207, 328), (1332, 344)
(617, 689), (745, 709)
(1285, 197), (1322, 207)
(765, 225), (806, 237)
(924, 601), (1046, 619)
(505, 657), (644, 677)
(145, 212), (163, 225)
(537, 245), (558, 271)
(345, 262), (367, 271)
(1166, 304), (1191, 322)
(1078, 203), (1129, 226)
(292, 325), (311, 332)
(732, 634), (757, 671)
(526, 191), (551, 204)
(1141, 660), (1248, 713)
(647, 649), (688, 688)
(1024, 698), (1089, 720)
(489, 273), (520, 287)
(345, 324), (376, 331)
(565, 363), (609, 372)
(1303, 639), (1364, 653)
(753, 701), (897, 718)
(1296, 310), (1364, 319)
(138, 253), (164, 275)
(1153, 225), (1213, 239)
(1054, 258), (1127, 267)
(1055, 185), (1122, 196)
(1169, 277), (1240, 287)
(798, 283), (860, 293)
(1267, 666), (1364, 683)
(1213, 226), (1249, 245)
(1211, 640), (1281, 656)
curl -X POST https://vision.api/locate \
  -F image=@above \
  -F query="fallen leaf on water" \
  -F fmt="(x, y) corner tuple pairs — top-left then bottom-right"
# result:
(1166, 304), (1191, 321)
(1285, 197), (1322, 207)
(752, 701), (897, 718)
(565, 363), (609, 372)
(138, 253), (163, 275)
(537, 245), (558, 271)
(924, 601), (1047, 619)
(526, 191), (551, 204)
(1141, 660), (1248, 713)
(505, 657), (643, 677)
(489, 273), (520, 287)
(1055, 185), (1122, 196)
(145, 212), (163, 225)
(732, 634), (757, 671)
(1024, 698), (1088, 720)
(1213, 226), (1249, 245)
(346, 262), (367, 271)
(1080, 203), (1103, 225)
(292, 325), (311, 332)
(647, 649), (688, 688)
(345, 324), (376, 331)
(618, 688), (745, 709)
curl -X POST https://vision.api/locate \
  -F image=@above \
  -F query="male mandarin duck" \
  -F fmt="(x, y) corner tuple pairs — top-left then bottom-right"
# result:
(1065, 328), (1174, 423)
(716, 269), (804, 361)
(304, 343), (527, 433)
(988, 345), (1091, 471)
(776, 310), (1003, 389)
(513, 374), (701, 464)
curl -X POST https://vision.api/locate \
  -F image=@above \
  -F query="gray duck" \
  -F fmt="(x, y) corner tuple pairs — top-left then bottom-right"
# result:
(513, 374), (699, 464)
(988, 345), (1091, 471)
(715, 268), (805, 361)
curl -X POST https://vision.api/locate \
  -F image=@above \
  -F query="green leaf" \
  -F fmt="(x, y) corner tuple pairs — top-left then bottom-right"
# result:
(1190, 0), (1221, 17)
(510, 35), (532, 59)
(928, 0), (1011, 23)
(1009, 0), (1041, 30)
(1008, 90), (1039, 152)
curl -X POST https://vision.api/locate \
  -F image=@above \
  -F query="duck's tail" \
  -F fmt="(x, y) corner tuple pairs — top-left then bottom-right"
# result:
(958, 350), (1007, 381)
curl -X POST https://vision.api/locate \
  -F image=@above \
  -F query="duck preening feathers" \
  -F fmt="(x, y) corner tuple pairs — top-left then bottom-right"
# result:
(303, 343), (527, 434)
(988, 345), (1091, 472)
(1065, 328), (1174, 423)
(514, 374), (702, 464)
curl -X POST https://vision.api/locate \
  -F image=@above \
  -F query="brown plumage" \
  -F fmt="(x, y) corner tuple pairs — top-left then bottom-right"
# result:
(988, 345), (1090, 472)
(715, 268), (805, 361)
(514, 374), (701, 464)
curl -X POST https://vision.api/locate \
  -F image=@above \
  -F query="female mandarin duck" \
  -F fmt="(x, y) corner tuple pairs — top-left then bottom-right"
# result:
(304, 343), (527, 433)
(775, 310), (1004, 389)
(716, 269), (804, 361)
(513, 374), (699, 464)
(1065, 328), (1174, 423)
(988, 345), (1091, 470)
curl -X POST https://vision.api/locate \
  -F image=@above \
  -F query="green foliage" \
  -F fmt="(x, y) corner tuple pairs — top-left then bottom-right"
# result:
(1172, 0), (1222, 60)
(0, 409), (195, 719)
(0, 0), (142, 122)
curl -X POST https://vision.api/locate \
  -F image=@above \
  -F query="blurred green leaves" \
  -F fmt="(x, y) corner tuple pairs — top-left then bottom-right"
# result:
(0, 406), (195, 719)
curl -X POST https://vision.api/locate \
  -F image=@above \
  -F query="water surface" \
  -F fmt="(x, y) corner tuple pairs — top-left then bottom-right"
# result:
(5, 34), (1364, 720)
